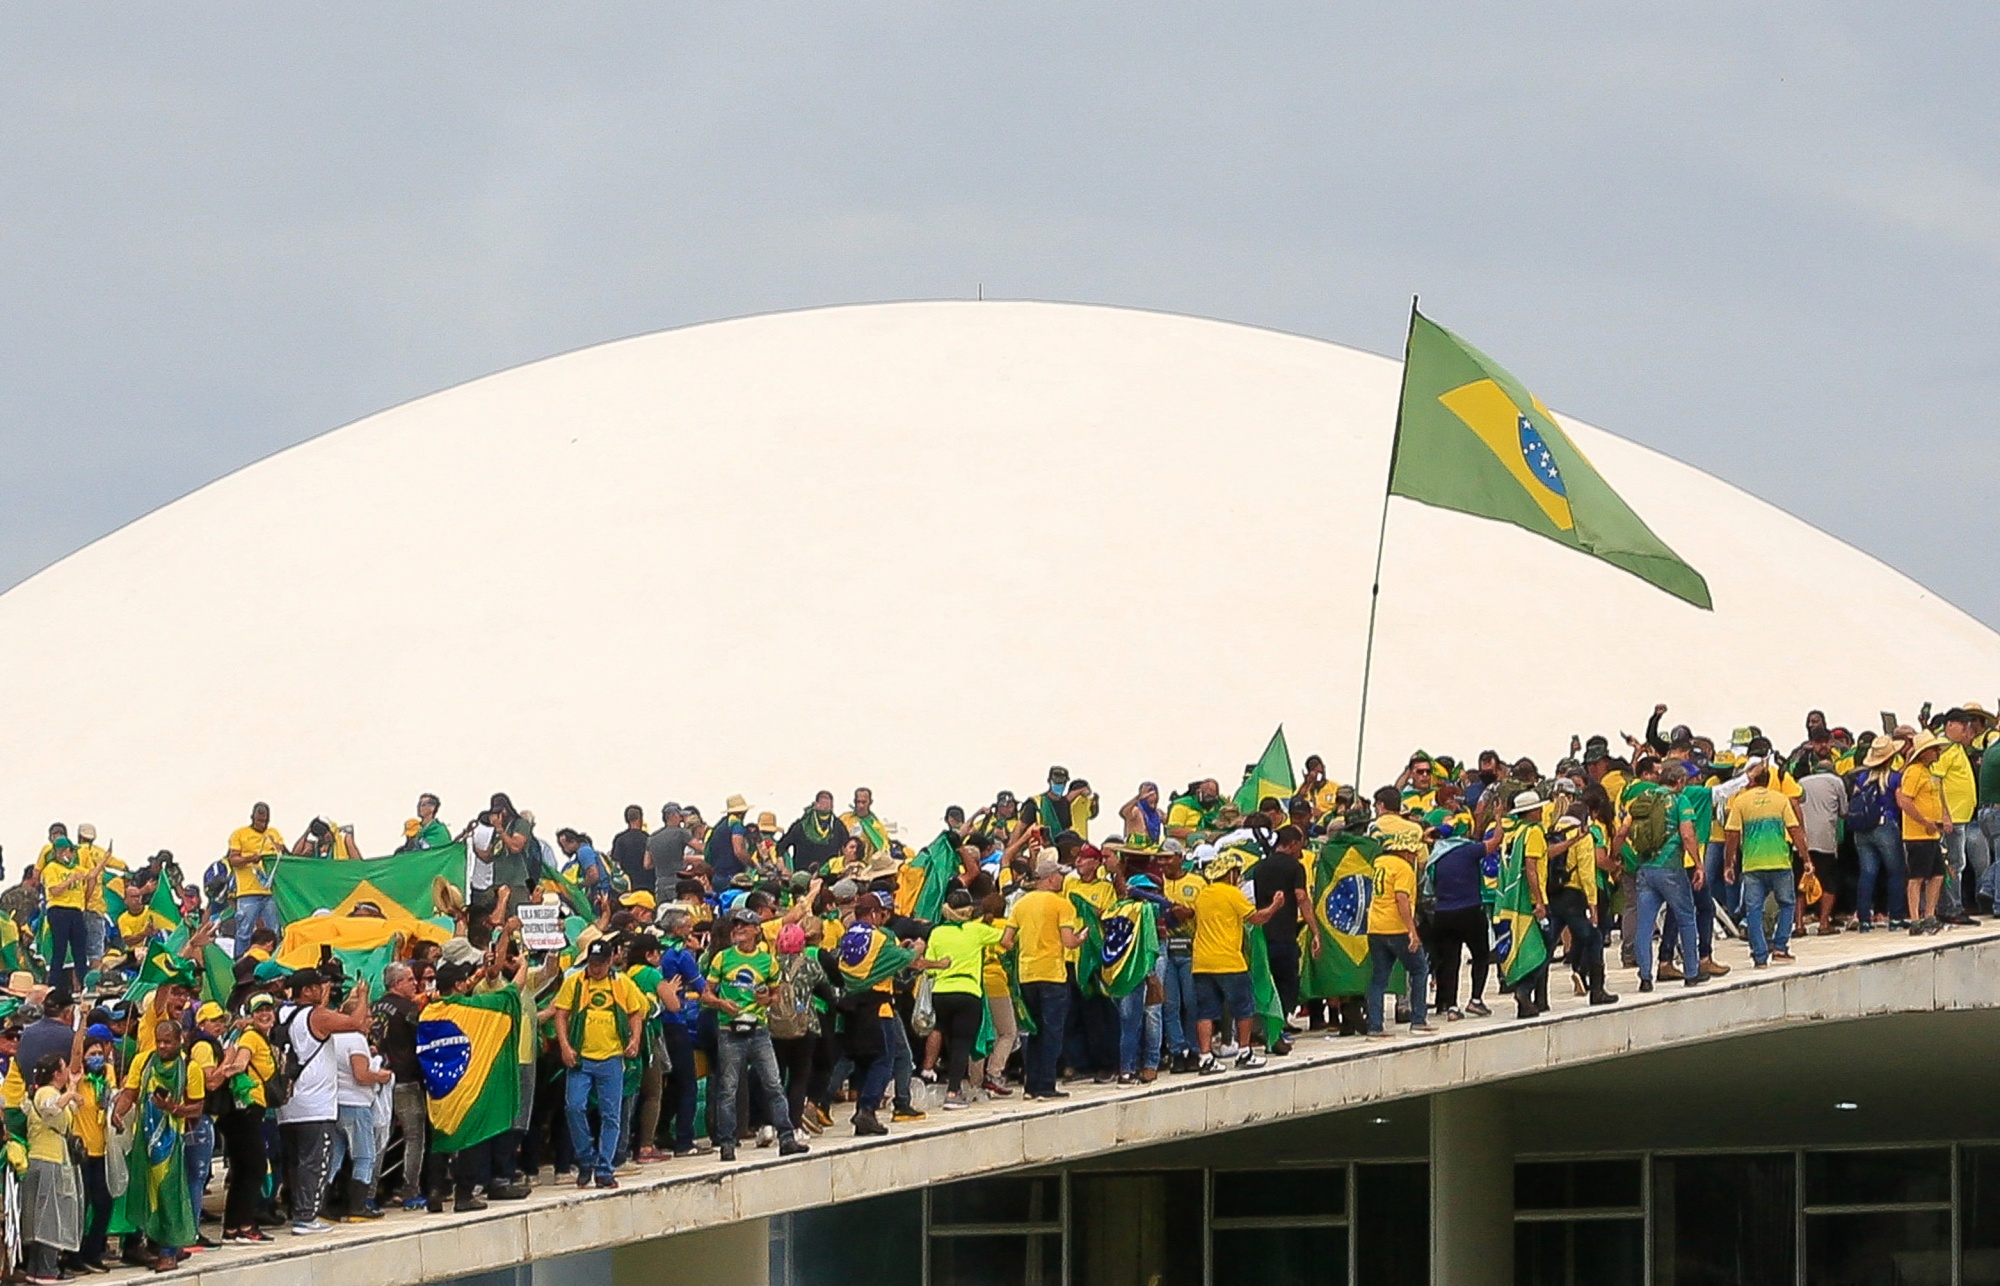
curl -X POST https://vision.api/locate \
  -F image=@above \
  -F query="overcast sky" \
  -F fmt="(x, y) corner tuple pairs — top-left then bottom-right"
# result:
(4, 6), (1997, 621)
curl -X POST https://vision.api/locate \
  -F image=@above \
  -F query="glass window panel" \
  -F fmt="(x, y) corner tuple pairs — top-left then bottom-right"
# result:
(1804, 1148), (1950, 1207)
(928, 1233), (1062, 1286)
(1652, 1154), (1794, 1286)
(1963, 1147), (2000, 1286)
(793, 1192), (923, 1286)
(1071, 1172), (1202, 1286)
(1516, 1220), (1644, 1286)
(1805, 1210), (1950, 1286)
(1516, 1220), (1570, 1286)
(1354, 1162), (1428, 1286)
(930, 1177), (1063, 1227)
(1212, 1168), (1347, 1221)
(1515, 1159), (1644, 1211)
(1212, 1226), (1348, 1286)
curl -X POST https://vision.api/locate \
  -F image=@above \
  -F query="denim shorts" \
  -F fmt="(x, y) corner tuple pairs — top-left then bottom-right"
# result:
(1193, 970), (1253, 1024)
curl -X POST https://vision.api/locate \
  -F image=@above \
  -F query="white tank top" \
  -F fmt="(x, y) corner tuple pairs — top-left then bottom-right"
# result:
(275, 1004), (339, 1124)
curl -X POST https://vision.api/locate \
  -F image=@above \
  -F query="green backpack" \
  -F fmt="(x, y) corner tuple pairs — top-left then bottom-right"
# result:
(1625, 788), (1672, 863)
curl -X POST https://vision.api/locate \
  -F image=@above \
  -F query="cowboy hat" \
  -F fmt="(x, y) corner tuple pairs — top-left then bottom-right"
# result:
(754, 810), (780, 831)
(1906, 732), (1947, 760)
(723, 794), (750, 815)
(1862, 738), (1898, 769)
(857, 852), (902, 882)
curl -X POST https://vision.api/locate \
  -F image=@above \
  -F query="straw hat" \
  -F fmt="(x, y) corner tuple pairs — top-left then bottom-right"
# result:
(1862, 738), (1898, 769)
(754, 810), (780, 832)
(1906, 732), (1947, 760)
(724, 794), (750, 816)
(857, 851), (902, 881)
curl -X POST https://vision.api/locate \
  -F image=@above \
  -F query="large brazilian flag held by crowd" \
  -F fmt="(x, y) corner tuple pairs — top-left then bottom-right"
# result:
(1389, 309), (1710, 610)
(418, 986), (520, 1153)
(271, 842), (469, 924)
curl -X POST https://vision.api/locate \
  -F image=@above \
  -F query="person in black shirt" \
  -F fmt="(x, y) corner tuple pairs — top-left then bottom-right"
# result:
(607, 806), (651, 890)
(1247, 826), (1310, 1053)
(777, 792), (850, 873)
(374, 963), (431, 1208)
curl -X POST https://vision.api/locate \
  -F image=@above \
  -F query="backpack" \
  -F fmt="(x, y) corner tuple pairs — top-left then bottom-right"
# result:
(1847, 771), (1884, 834)
(265, 1005), (328, 1110)
(1625, 788), (1672, 862)
(766, 955), (816, 1041)
(202, 860), (231, 904)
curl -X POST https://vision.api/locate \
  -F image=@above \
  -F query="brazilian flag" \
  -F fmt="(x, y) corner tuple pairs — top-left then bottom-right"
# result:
(1232, 726), (1296, 814)
(418, 986), (521, 1153)
(272, 842), (468, 924)
(1301, 833), (1382, 999)
(1243, 927), (1287, 1041)
(895, 832), (959, 924)
(198, 944), (235, 1010)
(837, 922), (916, 991)
(1492, 828), (1550, 985)
(1096, 900), (1159, 999)
(542, 862), (596, 919)
(148, 877), (185, 932)
(1390, 309), (1710, 609)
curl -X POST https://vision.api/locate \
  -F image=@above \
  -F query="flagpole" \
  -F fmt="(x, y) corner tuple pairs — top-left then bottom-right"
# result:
(1354, 297), (1419, 787)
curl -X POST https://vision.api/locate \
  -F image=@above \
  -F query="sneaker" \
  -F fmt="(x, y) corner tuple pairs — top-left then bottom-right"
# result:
(1445, 1008), (1464, 1021)
(1366, 1029), (1391, 1038)
(1236, 1050), (1267, 1069)
(1910, 920), (1926, 936)
(1638, 979), (1654, 993)
(1197, 1053), (1222, 1075)
(756, 1125), (778, 1148)
(1409, 1024), (1438, 1034)
(1115, 1073), (1135, 1086)
(1214, 1043), (1241, 1060)
(1466, 999), (1491, 1017)
(892, 1105), (927, 1122)
(943, 1093), (969, 1110)
(1683, 973), (1708, 987)
(982, 1079), (1013, 1098)
(779, 1138), (810, 1157)
(291, 1220), (333, 1236)
(577, 1170), (594, 1189)
(402, 1195), (429, 1210)
(1856, 917), (1875, 933)
(595, 1175), (618, 1189)
(1925, 917), (1944, 935)
(718, 1144), (737, 1163)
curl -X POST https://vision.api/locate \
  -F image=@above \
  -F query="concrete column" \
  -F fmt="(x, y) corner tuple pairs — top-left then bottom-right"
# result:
(1430, 1087), (1512, 1286)
(614, 1218), (770, 1286)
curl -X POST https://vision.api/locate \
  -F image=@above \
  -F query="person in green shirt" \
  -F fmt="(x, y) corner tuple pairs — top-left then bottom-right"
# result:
(701, 910), (808, 1163)
(1614, 762), (1706, 993)
(1658, 767), (1728, 983)
(925, 891), (1014, 1108)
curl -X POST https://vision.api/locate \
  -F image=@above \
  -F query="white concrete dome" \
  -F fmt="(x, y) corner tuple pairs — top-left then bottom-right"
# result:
(4, 300), (1996, 860)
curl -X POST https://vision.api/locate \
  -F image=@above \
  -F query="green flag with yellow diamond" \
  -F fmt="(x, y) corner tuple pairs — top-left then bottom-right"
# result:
(1390, 309), (1711, 610)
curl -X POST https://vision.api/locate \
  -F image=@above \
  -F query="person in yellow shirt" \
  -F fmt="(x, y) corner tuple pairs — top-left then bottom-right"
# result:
(22, 1046), (84, 1282)
(38, 836), (93, 990)
(1007, 857), (1085, 1099)
(553, 939), (649, 1185)
(1546, 814), (1617, 1007)
(1938, 710), (1982, 923)
(1897, 734), (1952, 933)
(1189, 851), (1279, 1073)
(226, 804), (287, 957)
(1154, 840), (1207, 1071)
(1363, 836), (1432, 1037)
(220, 997), (278, 1243)
(72, 823), (121, 972)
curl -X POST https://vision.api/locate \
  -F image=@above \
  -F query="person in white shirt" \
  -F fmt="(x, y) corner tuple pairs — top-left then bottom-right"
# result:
(275, 968), (374, 1236)
(328, 1025), (393, 1222)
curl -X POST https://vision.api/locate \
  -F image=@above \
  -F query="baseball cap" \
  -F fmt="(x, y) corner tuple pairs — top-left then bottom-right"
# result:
(585, 939), (617, 964)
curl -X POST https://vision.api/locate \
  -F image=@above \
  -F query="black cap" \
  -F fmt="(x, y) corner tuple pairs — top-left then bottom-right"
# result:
(44, 986), (74, 1012)
(585, 939), (617, 964)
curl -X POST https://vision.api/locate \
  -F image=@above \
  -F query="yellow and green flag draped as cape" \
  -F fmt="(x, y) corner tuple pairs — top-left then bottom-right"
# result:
(1390, 309), (1711, 610)
(837, 922), (916, 991)
(120, 1050), (197, 1249)
(1232, 726), (1296, 814)
(1492, 828), (1549, 985)
(418, 985), (521, 1153)
(271, 842), (469, 924)
(1091, 899), (1159, 999)
(1301, 832), (1384, 999)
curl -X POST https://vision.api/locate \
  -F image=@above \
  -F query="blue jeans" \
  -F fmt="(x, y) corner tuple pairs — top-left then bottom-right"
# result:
(1366, 933), (1429, 1032)
(1116, 983), (1163, 1075)
(328, 1102), (377, 1185)
(659, 1023), (698, 1151)
(184, 1115), (216, 1210)
(43, 906), (88, 991)
(1636, 865), (1699, 983)
(1661, 866), (1713, 968)
(883, 1010), (915, 1111)
(1976, 808), (2000, 907)
(1020, 981), (1070, 1096)
(564, 1056), (625, 1177)
(1704, 842), (1738, 919)
(1854, 826), (1908, 921)
(1160, 949), (1196, 1057)
(233, 894), (281, 957)
(1739, 868), (1796, 963)
(713, 1027), (792, 1144)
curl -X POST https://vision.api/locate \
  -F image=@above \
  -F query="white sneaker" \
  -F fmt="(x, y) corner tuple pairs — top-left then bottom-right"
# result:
(756, 1125), (778, 1148)
(1197, 1053), (1222, 1075)
(1215, 1042), (1241, 1059)
(1235, 1050), (1267, 1070)
(292, 1219), (333, 1236)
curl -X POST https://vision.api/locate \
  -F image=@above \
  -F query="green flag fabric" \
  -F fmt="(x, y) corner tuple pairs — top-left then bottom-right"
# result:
(1301, 833), (1384, 999)
(148, 878), (184, 931)
(271, 842), (468, 925)
(1493, 829), (1550, 985)
(1243, 927), (1287, 1041)
(418, 987), (522, 1153)
(897, 832), (959, 925)
(1390, 309), (1711, 610)
(1068, 894), (1106, 996)
(333, 943), (397, 994)
(542, 863), (596, 920)
(199, 945), (235, 1009)
(1232, 726), (1297, 814)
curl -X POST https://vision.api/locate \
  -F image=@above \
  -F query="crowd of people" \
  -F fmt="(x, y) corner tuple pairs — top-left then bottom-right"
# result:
(0, 700), (1991, 1280)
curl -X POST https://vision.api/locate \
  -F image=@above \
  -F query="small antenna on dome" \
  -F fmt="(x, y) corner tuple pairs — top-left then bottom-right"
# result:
(976, 282), (983, 301)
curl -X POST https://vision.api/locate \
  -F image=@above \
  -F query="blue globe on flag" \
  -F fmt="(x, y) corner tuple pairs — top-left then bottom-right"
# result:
(1101, 914), (1134, 964)
(1324, 874), (1372, 936)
